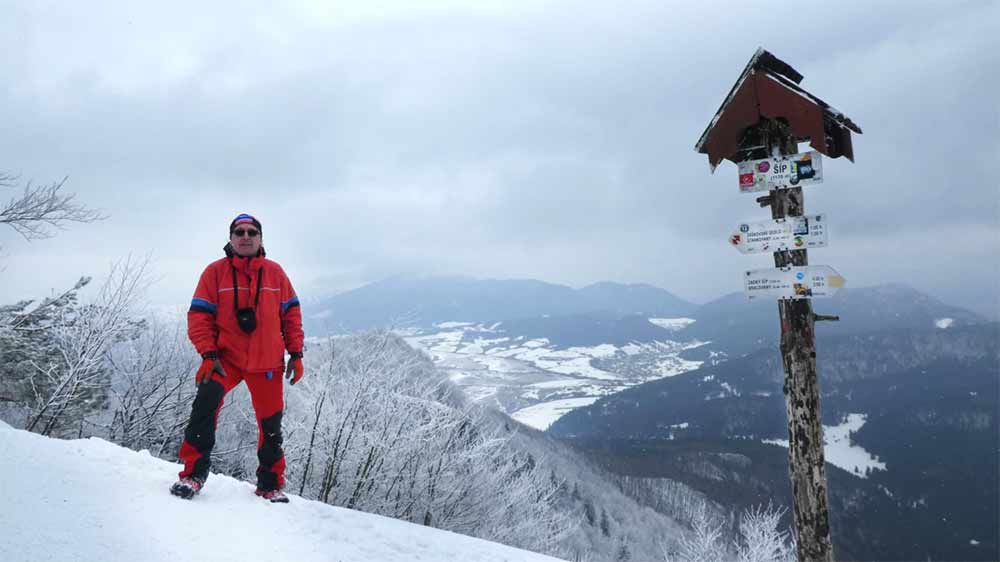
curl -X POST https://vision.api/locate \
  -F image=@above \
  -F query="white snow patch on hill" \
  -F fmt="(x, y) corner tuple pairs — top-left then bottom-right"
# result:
(412, 329), (467, 353)
(512, 398), (601, 431)
(763, 413), (887, 478)
(655, 354), (704, 377)
(435, 321), (475, 329)
(648, 317), (696, 331)
(0, 422), (564, 562)
(935, 318), (954, 329)
(567, 343), (619, 358)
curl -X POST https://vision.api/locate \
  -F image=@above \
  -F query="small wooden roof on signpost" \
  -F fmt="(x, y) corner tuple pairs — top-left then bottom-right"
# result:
(695, 48), (862, 171)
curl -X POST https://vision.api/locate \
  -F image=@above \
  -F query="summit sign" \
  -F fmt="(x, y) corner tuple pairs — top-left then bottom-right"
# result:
(738, 150), (824, 193)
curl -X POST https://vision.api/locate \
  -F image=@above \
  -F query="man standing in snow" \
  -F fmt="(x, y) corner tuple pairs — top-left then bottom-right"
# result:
(170, 213), (305, 503)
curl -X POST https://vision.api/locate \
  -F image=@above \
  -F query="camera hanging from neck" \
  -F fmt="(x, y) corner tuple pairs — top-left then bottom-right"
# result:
(232, 263), (263, 334)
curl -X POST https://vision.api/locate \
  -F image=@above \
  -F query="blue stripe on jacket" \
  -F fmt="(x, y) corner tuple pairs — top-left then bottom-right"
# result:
(189, 298), (218, 315)
(281, 296), (300, 313)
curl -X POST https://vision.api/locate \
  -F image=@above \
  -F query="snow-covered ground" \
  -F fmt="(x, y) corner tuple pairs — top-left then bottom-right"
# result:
(935, 317), (954, 329)
(511, 398), (601, 431)
(0, 422), (564, 562)
(763, 413), (887, 478)
(648, 317), (696, 331)
(403, 319), (706, 430)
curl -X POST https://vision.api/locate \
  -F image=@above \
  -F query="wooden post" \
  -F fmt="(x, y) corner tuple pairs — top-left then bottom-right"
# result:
(694, 48), (861, 562)
(747, 118), (834, 562)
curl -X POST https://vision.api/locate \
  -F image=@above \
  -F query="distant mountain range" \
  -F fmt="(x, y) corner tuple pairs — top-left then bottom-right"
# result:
(303, 275), (697, 334)
(304, 276), (982, 341)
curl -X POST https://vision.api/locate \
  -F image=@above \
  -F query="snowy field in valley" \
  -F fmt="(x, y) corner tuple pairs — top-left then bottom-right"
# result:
(763, 413), (887, 477)
(511, 398), (602, 431)
(0, 422), (564, 562)
(403, 319), (705, 430)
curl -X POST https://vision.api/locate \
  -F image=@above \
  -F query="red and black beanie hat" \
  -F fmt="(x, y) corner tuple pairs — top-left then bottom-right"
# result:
(229, 213), (262, 234)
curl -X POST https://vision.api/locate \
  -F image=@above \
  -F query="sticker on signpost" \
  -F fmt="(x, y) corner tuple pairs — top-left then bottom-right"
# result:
(744, 265), (845, 300)
(737, 151), (824, 193)
(730, 214), (828, 254)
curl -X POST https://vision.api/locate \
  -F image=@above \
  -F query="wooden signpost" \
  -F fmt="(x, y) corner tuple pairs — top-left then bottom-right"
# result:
(695, 48), (862, 562)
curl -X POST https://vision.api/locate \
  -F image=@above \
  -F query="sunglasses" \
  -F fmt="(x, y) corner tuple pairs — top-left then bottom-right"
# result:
(232, 228), (260, 238)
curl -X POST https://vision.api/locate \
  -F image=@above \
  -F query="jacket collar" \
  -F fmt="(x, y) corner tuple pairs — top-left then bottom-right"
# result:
(223, 242), (266, 273)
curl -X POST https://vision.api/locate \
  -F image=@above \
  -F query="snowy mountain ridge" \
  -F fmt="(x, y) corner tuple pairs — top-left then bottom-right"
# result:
(303, 275), (697, 333)
(0, 421), (564, 562)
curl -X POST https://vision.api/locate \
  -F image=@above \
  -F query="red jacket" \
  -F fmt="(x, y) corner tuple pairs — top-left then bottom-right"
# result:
(188, 252), (304, 373)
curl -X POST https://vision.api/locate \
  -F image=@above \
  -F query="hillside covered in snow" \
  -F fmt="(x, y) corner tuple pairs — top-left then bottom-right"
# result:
(0, 421), (565, 562)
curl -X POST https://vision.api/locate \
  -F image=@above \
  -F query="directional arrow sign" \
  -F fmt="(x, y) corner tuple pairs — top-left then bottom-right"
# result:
(730, 214), (828, 254)
(744, 265), (846, 300)
(737, 150), (824, 193)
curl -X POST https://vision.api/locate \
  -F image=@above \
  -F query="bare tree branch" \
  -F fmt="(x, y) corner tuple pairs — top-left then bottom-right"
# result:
(1, 174), (107, 241)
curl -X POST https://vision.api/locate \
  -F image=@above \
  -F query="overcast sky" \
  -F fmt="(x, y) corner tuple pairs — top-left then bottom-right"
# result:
(1, 0), (997, 318)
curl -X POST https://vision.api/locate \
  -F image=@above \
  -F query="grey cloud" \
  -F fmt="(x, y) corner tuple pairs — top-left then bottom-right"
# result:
(0, 0), (997, 318)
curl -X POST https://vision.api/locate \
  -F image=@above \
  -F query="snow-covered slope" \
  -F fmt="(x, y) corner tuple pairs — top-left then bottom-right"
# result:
(0, 422), (564, 562)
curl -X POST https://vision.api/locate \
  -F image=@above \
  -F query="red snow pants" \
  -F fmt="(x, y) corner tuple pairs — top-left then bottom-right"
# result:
(178, 360), (286, 490)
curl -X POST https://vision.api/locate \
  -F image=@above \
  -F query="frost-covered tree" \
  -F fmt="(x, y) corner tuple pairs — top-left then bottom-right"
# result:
(0, 278), (89, 426)
(735, 504), (795, 562)
(19, 258), (148, 436)
(661, 503), (795, 562)
(614, 474), (718, 524)
(584, 498), (597, 526)
(664, 504), (730, 562)
(99, 318), (198, 455)
(616, 535), (633, 561)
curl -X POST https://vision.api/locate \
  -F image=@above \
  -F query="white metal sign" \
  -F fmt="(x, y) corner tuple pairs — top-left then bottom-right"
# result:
(744, 265), (845, 300)
(730, 214), (828, 254)
(738, 151), (824, 193)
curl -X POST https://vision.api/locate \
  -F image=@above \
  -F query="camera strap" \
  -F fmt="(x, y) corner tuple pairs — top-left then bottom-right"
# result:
(231, 263), (264, 311)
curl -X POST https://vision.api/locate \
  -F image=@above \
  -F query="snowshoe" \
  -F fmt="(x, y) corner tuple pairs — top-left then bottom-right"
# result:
(255, 488), (289, 503)
(170, 477), (204, 499)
